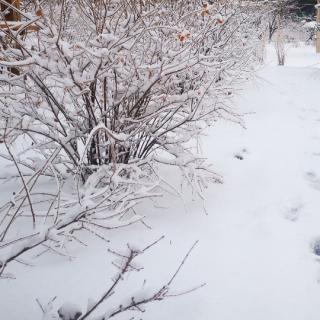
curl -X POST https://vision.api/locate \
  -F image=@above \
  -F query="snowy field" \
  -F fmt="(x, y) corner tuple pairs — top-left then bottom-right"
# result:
(2, 44), (320, 320)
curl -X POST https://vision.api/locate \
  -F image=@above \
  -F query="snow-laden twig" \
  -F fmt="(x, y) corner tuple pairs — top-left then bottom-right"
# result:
(41, 238), (204, 320)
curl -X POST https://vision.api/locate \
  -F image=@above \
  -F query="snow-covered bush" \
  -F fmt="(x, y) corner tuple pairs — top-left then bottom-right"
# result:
(301, 20), (317, 42)
(0, 0), (266, 275)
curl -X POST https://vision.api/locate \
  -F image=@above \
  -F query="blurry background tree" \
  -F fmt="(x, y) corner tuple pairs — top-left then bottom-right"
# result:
(264, 0), (296, 40)
(294, 0), (317, 16)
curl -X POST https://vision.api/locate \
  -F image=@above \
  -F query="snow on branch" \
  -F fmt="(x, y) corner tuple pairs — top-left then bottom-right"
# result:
(0, 0), (266, 278)
(38, 238), (205, 320)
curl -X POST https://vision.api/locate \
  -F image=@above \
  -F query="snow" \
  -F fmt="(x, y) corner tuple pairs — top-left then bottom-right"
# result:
(2, 44), (320, 319)
(57, 302), (82, 320)
(303, 21), (317, 29)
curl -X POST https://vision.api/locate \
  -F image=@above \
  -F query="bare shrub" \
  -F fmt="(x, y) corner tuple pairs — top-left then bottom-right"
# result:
(0, 1), (266, 276)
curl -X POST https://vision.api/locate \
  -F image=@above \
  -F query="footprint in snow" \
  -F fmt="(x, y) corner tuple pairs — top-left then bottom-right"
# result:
(310, 238), (320, 284)
(311, 238), (320, 257)
(234, 148), (248, 161)
(283, 204), (304, 222)
(305, 171), (320, 191)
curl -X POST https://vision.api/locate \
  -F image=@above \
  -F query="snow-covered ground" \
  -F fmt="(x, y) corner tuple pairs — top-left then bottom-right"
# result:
(2, 44), (320, 320)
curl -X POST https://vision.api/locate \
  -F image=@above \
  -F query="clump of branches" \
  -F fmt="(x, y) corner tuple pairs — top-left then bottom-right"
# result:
(265, 0), (297, 41)
(0, 0), (266, 276)
(38, 238), (204, 320)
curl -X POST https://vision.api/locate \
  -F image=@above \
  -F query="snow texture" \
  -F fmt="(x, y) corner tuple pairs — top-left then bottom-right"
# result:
(57, 303), (82, 320)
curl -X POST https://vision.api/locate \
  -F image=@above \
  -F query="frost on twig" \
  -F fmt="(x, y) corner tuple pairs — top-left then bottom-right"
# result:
(40, 238), (204, 320)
